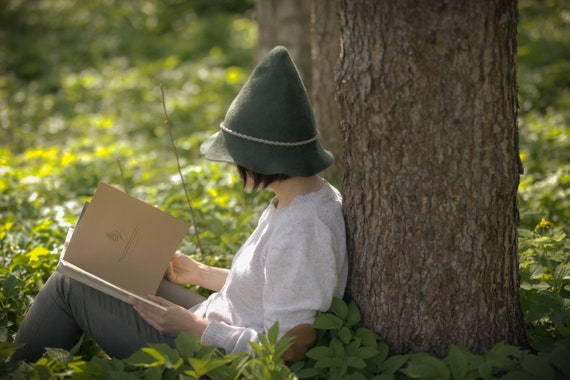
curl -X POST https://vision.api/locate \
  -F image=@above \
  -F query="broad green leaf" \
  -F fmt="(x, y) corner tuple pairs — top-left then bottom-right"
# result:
(378, 354), (409, 374)
(175, 333), (198, 359)
(338, 326), (352, 344)
(448, 345), (468, 380)
(346, 356), (366, 369)
(306, 346), (334, 360)
(313, 313), (343, 330)
(375, 342), (390, 363)
(346, 301), (362, 326)
(330, 337), (345, 357)
(188, 357), (230, 376)
(401, 353), (450, 380)
(2, 274), (19, 299)
(331, 298), (349, 320)
(478, 360), (493, 380)
(356, 346), (379, 360)
(355, 327), (380, 347)
(315, 357), (343, 369)
(126, 348), (165, 367)
(45, 347), (73, 365)
(147, 343), (182, 369)
(295, 367), (323, 379)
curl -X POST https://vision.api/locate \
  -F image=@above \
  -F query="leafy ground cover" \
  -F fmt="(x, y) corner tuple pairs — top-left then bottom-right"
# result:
(1, 0), (569, 378)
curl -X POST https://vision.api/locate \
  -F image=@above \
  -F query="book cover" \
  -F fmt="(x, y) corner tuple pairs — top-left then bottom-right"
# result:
(58, 182), (191, 310)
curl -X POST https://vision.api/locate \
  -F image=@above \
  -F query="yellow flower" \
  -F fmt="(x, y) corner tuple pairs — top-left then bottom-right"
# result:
(538, 218), (550, 228)
(28, 246), (50, 262)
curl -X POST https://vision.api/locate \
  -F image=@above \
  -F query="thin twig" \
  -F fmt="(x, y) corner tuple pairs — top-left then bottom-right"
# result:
(116, 157), (129, 194)
(160, 84), (204, 258)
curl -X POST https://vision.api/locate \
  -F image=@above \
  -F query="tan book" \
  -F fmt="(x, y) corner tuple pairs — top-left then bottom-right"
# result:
(57, 182), (191, 310)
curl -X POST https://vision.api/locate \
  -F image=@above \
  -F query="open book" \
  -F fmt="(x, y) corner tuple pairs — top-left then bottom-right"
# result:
(57, 182), (191, 310)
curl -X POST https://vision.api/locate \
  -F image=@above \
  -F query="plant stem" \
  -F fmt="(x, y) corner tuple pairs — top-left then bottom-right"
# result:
(116, 157), (129, 194)
(160, 84), (204, 259)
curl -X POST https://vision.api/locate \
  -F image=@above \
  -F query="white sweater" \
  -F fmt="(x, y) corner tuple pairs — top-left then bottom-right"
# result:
(192, 181), (348, 353)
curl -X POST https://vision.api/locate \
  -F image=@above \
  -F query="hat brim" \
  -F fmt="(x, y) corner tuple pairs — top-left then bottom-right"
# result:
(200, 131), (235, 164)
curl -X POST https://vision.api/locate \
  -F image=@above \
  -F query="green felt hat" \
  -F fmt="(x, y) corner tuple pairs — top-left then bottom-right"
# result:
(200, 46), (334, 176)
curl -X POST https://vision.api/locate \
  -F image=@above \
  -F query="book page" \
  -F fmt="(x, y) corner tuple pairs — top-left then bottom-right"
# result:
(63, 182), (191, 299)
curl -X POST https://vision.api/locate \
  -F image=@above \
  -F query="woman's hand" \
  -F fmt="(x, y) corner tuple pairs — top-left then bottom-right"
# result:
(131, 295), (209, 337)
(165, 253), (202, 285)
(165, 252), (230, 292)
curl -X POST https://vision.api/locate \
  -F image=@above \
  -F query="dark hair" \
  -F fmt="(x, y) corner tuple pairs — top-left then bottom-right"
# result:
(237, 165), (291, 190)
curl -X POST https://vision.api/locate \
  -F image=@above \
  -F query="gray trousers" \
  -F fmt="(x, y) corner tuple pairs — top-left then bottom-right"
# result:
(10, 271), (205, 362)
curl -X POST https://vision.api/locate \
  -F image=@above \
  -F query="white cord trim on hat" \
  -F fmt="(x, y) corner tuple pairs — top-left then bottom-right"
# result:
(220, 123), (318, 147)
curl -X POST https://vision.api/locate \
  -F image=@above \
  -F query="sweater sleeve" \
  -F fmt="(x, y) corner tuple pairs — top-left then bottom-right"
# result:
(201, 320), (259, 353)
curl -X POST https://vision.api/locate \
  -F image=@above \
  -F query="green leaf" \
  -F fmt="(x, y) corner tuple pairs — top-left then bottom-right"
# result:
(401, 353), (450, 380)
(45, 347), (73, 365)
(147, 343), (183, 369)
(126, 347), (165, 367)
(478, 360), (493, 380)
(448, 345), (468, 380)
(355, 327), (380, 347)
(295, 367), (324, 379)
(274, 335), (294, 359)
(2, 274), (19, 299)
(109, 370), (145, 380)
(248, 341), (266, 358)
(339, 326), (352, 344)
(188, 357), (230, 376)
(306, 346), (335, 360)
(267, 321), (280, 344)
(347, 301), (362, 326)
(378, 354), (409, 374)
(313, 313), (343, 330)
(141, 366), (163, 380)
(175, 333), (198, 359)
(375, 342), (390, 363)
(330, 337), (345, 357)
(346, 356), (367, 369)
(356, 346), (379, 360)
(315, 357), (343, 369)
(485, 342), (520, 368)
(331, 298), (349, 320)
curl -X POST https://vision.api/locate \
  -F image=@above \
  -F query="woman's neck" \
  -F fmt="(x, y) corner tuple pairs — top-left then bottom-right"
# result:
(269, 175), (324, 208)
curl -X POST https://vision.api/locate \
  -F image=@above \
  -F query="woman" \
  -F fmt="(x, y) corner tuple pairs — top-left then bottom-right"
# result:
(11, 46), (348, 362)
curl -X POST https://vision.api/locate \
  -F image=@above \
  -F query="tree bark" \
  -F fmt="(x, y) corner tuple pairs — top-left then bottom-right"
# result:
(338, 0), (527, 356)
(311, 0), (343, 182)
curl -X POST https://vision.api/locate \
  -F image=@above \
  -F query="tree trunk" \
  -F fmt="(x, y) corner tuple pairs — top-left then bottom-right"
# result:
(311, 0), (343, 183)
(338, 0), (527, 356)
(255, 0), (312, 94)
